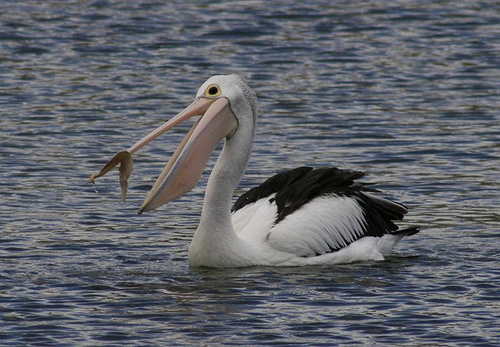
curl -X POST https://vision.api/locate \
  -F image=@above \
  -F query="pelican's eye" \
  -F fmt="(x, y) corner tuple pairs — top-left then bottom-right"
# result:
(204, 84), (221, 97)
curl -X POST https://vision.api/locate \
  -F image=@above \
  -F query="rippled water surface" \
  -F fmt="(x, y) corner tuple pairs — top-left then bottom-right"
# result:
(1, 0), (499, 345)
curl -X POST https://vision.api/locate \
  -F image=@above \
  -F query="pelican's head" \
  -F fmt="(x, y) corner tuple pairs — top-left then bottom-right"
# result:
(91, 74), (257, 213)
(196, 74), (257, 127)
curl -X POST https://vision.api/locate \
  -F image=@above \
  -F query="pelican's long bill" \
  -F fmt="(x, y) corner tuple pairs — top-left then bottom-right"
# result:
(90, 96), (238, 213)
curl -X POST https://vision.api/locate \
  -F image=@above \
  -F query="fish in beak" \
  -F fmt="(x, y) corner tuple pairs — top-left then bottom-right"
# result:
(90, 96), (238, 213)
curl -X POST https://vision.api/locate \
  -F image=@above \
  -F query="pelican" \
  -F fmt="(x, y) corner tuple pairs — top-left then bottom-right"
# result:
(91, 74), (419, 268)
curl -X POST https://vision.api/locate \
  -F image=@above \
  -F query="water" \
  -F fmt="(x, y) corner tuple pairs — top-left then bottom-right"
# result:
(1, 0), (499, 345)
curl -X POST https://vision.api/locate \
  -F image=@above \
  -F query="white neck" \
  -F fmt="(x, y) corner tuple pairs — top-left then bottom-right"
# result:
(201, 134), (249, 231)
(188, 122), (257, 267)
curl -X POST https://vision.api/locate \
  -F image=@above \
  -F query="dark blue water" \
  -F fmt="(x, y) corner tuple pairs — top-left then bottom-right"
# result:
(1, 1), (499, 345)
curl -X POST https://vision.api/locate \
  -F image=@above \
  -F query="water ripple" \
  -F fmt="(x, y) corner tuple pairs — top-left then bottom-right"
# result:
(1, 0), (499, 346)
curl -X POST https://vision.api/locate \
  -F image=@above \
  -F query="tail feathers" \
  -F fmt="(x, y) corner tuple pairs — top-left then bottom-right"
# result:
(393, 227), (420, 237)
(393, 227), (420, 236)
(377, 227), (420, 256)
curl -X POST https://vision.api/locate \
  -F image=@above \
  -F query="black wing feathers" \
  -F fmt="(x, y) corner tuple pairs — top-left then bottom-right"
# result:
(234, 166), (383, 222)
(232, 167), (313, 212)
(273, 167), (366, 223)
(233, 166), (412, 232)
(233, 166), (419, 257)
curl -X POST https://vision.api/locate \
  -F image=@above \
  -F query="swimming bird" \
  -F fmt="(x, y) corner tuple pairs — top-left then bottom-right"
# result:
(91, 74), (419, 268)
